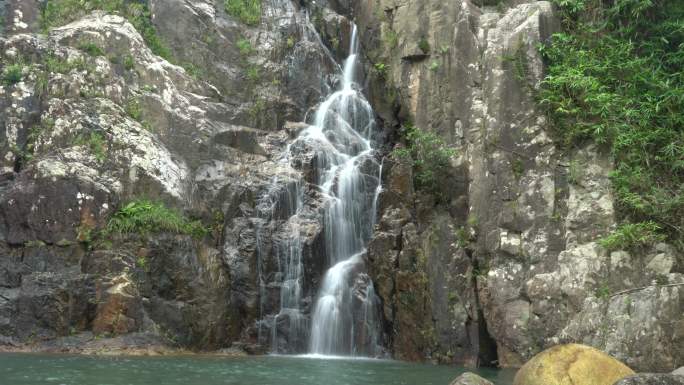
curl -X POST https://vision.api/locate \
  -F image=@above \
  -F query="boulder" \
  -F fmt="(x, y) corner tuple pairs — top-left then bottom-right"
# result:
(450, 372), (494, 385)
(674, 368), (684, 377)
(614, 374), (684, 385)
(513, 344), (634, 385)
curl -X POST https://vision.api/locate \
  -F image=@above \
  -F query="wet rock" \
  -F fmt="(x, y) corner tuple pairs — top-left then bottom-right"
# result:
(513, 344), (634, 385)
(213, 126), (267, 156)
(92, 274), (143, 336)
(0, 331), (183, 355)
(450, 372), (494, 385)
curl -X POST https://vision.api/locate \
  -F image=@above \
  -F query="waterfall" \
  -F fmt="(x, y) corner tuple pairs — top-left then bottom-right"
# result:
(307, 25), (383, 356)
(256, 21), (383, 357)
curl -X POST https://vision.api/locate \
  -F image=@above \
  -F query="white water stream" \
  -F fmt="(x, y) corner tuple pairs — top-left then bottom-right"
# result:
(257, 22), (383, 357)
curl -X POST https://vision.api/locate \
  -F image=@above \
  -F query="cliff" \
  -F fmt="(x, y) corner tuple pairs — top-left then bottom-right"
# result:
(0, 0), (681, 372)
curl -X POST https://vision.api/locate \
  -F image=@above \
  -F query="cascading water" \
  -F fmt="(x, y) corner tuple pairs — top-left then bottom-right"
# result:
(307, 25), (383, 356)
(256, 21), (383, 357)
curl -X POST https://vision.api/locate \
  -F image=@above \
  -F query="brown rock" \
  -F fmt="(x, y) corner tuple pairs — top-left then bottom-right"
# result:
(92, 274), (142, 336)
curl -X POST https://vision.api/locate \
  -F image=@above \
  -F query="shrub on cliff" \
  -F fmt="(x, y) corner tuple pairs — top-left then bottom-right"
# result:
(106, 200), (207, 239)
(40, 0), (171, 60)
(224, 0), (262, 26)
(2, 63), (23, 86)
(540, 0), (684, 247)
(392, 124), (456, 202)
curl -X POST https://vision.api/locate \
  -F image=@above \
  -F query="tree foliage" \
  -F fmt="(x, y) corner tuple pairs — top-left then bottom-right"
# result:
(540, 0), (684, 245)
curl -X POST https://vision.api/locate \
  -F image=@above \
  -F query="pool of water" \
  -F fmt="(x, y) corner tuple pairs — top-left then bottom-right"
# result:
(0, 353), (516, 385)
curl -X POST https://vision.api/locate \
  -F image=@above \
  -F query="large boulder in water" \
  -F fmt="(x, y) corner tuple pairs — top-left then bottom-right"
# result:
(614, 374), (684, 385)
(450, 372), (494, 385)
(513, 344), (634, 385)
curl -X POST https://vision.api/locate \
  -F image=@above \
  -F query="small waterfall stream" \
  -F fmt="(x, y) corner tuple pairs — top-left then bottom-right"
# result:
(256, 20), (383, 357)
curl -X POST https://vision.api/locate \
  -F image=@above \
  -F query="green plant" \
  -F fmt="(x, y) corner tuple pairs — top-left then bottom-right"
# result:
(374, 62), (388, 77)
(472, 260), (490, 278)
(439, 45), (450, 55)
(224, 0), (262, 26)
(418, 38), (430, 54)
(237, 38), (253, 56)
(75, 130), (107, 163)
(77, 223), (94, 244)
(384, 30), (399, 49)
(210, 209), (225, 238)
(2, 63), (24, 86)
(45, 55), (91, 74)
(467, 214), (478, 228)
(595, 284), (611, 299)
(41, 1), (171, 60)
(567, 159), (581, 185)
(540, 0), (684, 243)
(181, 62), (203, 79)
(330, 37), (340, 50)
(78, 41), (105, 57)
(455, 226), (469, 248)
(392, 123), (456, 200)
(248, 98), (266, 121)
(502, 41), (529, 84)
(23, 118), (54, 158)
(140, 84), (155, 93)
(34, 70), (49, 97)
(511, 157), (524, 179)
(25, 240), (47, 248)
(141, 120), (153, 132)
(286, 36), (296, 49)
(655, 274), (669, 285)
(123, 55), (135, 71)
(246, 65), (260, 82)
(106, 199), (208, 238)
(599, 221), (667, 251)
(428, 60), (440, 71)
(125, 97), (143, 121)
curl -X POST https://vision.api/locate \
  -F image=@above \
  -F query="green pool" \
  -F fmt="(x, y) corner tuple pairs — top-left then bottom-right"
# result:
(0, 353), (516, 385)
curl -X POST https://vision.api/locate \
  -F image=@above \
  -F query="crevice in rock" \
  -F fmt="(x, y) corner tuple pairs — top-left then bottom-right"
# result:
(470, 255), (499, 367)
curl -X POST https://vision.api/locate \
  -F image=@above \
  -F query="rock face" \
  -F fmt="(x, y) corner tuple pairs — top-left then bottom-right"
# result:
(354, 0), (684, 372)
(0, 0), (681, 372)
(0, 0), (358, 353)
(513, 344), (634, 385)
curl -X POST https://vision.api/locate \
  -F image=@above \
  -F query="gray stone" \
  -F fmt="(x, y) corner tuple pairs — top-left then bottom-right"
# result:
(450, 372), (494, 385)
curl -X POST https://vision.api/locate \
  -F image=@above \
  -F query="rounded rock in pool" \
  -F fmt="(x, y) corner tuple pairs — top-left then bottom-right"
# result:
(513, 344), (635, 385)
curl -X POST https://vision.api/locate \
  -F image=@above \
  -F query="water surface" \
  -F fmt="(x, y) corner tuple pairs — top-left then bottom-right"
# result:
(0, 354), (515, 385)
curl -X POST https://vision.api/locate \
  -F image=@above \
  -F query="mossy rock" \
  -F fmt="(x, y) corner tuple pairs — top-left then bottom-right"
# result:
(513, 344), (635, 385)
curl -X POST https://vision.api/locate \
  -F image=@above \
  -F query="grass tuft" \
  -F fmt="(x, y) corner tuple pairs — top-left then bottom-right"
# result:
(224, 0), (262, 26)
(106, 200), (207, 238)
